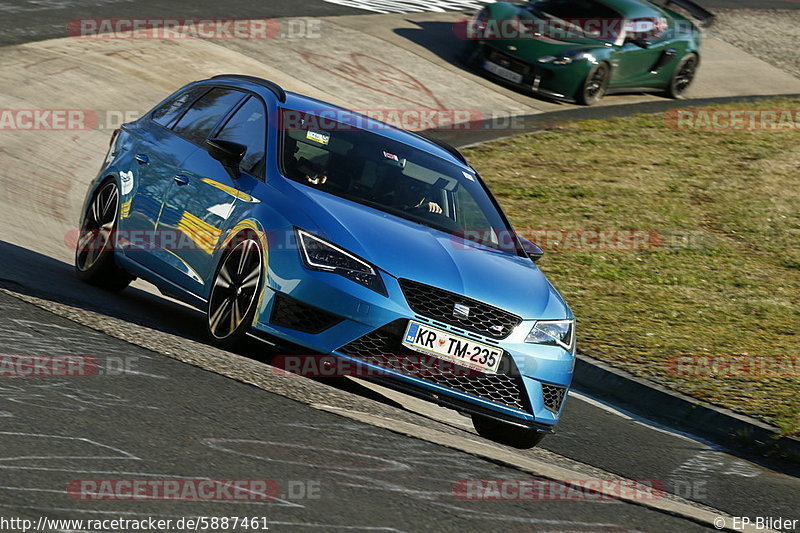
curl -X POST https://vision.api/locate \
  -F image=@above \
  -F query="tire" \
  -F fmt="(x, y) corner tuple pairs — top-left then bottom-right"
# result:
(457, 39), (479, 67)
(74, 179), (134, 291)
(577, 62), (610, 106)
(206, 234), (264, 348)
(472, 414), (547, 449)
(665, 53), (698, 99)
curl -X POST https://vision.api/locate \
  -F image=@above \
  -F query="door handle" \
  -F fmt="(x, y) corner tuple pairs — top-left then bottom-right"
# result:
(173, 174), (190, 186)
(134, 153), (149, 164)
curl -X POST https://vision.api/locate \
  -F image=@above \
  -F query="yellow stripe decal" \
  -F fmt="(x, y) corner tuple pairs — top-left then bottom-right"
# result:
(201, 178), (258, 202)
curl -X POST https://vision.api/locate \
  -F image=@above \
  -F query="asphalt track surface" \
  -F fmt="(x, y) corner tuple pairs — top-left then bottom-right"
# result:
(1, 0), (800, 46)
(0, 0), (365, 46)
(0, 288), (722, 533)
(425, 93), (800, 147)
(1, 241), (798, 532)
(0, 0), (798, 532)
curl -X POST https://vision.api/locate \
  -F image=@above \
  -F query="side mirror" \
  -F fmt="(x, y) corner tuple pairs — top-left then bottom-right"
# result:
(206, 138), (246, 178)
(518, 237), (544, 262)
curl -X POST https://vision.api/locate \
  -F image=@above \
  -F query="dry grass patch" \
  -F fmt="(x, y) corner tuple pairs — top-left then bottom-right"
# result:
(465, 98), (800, 434)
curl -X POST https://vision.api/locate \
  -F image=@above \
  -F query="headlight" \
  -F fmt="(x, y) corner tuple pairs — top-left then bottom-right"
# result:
(296, 228), (387, 296)
(538, 51), (591, 65)
(525, 319), (575, 352)
(538, 55), (561, 64)
(469, 8), (490, 37)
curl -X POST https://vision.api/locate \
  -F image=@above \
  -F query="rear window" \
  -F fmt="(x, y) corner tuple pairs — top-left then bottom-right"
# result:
(150, 86), (208, 127)
(172, 88), (245, 145)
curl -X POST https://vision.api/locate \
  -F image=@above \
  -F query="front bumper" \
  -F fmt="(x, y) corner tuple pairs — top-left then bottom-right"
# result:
(464, 41), (586, 102)
(254, 243), (575, 428)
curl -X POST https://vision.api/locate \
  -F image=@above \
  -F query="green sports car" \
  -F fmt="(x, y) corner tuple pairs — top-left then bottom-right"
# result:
(462, 0), (714, 105)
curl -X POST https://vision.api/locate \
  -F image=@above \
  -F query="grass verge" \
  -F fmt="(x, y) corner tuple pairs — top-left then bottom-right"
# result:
(463, 97), (800, 435)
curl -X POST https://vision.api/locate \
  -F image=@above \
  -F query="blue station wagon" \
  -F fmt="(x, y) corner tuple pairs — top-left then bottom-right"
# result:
(75, 75), (575, 448)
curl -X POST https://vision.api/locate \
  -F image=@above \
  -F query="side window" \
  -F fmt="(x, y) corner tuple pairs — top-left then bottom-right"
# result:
(150, 86), (208, 127)
(214, 96), (267, 178)
(625, 17), (667, 41)
(172, 88), (244, 146)
(455, 183), (498, 243)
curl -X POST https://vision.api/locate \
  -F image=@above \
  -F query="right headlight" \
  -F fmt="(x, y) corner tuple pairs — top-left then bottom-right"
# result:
(538, 51), (592, 65)
(525, 319), (575, 353)
(296, 228), (387, 296)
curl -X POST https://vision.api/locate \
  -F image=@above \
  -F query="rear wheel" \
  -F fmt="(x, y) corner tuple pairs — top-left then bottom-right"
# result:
(665, 53), (698, 99)
(472, 414), (547, 449)
(577, 62), (610, 106)
(206, 235), (264, 347)
(74, 180), (134, 291)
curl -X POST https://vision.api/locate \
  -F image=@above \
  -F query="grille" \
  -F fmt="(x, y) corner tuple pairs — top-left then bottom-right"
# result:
(269, 294), (343, 334)
(542, 383), (567, 414)
(398, 279), (522, 339)
(339, 320), (530, 413)
(488, 49), (532, 76)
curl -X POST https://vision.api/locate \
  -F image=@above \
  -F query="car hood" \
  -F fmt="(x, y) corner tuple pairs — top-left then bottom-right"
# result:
(290, 184), (571, 320)
(485, 5), (613, 57)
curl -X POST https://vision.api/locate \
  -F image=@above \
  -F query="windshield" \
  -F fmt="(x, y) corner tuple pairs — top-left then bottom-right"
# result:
(526, 0), (625, 41)
(279, 110), (517, 253)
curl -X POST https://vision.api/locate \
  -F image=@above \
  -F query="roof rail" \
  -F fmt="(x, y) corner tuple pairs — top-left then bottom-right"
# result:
(211, 74), (286, 103)
(414, 132), (468, 165)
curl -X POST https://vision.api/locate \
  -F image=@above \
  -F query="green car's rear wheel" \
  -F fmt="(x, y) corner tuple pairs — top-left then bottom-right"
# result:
(665, 53), (698, 99)
(577, 62), (610, 106)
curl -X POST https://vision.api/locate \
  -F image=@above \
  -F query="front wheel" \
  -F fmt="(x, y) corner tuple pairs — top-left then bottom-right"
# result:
(472, 414), (547, 449)
(74, 180), (134, 291)
(577, 62), (610, 106)
(206, 235), (264, 348)
(665, 53), (698, 99)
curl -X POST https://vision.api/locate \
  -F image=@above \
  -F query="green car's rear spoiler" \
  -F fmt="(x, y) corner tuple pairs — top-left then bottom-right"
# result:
(657, 0), (715, 26)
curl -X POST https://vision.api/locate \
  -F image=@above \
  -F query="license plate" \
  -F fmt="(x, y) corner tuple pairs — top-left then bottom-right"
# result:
(483, 60), (523, 84)
(402, 321), (503, 374)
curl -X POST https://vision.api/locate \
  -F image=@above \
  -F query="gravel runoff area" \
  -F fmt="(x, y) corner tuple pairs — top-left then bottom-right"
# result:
(709, 9), (800, 80)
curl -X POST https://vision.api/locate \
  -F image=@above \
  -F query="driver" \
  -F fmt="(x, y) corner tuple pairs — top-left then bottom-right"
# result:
(394, 175), (442, 214)
(283, 137), (329, 186)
